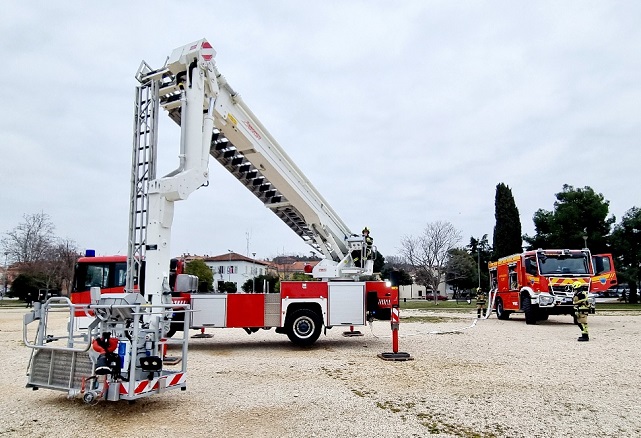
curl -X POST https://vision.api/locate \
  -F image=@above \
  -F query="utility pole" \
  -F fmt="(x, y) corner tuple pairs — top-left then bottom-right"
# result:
(477, 240), (481, 290)
(252, 252), (256, 293)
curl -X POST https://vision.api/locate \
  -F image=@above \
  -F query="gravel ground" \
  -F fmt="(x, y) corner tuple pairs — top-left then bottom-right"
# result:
(1, 306), (640, 438)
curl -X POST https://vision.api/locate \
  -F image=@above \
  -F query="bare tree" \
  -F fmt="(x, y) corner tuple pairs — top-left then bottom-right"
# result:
(42, 239), (80, 295)
(399, 221), (462, 303)
(1, 212), (55, 266)
(2, 213), (79, 293)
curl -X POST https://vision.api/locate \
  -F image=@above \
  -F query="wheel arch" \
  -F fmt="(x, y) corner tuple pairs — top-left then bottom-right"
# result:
(283, 299), (325, 326)
(519, 287), (535, 307)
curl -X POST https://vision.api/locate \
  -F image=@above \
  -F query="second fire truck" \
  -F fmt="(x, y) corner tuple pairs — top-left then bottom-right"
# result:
(489, 248), (617, 324)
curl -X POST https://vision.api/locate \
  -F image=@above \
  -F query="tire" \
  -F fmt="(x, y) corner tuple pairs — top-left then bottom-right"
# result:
(537, 311), (549, 321)
(496, 298), (511, 320)
(522, 294), (538, 325)
(166, 328), (176, 338)
(286, 309), (322, 347)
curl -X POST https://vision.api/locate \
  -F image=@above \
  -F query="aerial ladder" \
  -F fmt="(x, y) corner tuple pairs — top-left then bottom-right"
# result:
(138, 39), (404, 354)
(145, 41), (374, 281)
(23, 38), (409, 404)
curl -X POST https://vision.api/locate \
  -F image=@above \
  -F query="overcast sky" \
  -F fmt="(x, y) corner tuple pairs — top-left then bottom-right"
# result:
(1, 1), (639, 261)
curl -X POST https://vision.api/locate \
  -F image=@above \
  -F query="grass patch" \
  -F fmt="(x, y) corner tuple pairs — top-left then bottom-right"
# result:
(378, 402), (500, 437)
(402, 315), (459, 323)
(597, 303), (641, 311)
(401, 300), (477, 310)
(0, 298), (24, 308)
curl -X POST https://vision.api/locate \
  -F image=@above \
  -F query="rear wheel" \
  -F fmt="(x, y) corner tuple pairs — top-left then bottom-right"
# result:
(496, 298), (511, 320)
(286, 309), (322, 347)
(522, 294), (538, 325)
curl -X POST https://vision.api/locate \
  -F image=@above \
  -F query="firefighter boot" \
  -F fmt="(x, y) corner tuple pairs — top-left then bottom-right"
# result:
(577, 333), (589, 342)
(477, 309), (481, 318)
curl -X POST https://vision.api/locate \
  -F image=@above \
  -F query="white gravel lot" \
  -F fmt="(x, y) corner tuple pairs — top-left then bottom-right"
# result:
(1, 306), (640, 438)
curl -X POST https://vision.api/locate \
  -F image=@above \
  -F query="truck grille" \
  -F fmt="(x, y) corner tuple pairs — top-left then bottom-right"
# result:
(550, 284), (588, 295)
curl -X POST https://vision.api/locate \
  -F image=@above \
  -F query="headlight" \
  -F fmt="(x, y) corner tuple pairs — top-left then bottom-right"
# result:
(539, 294), (555, 306)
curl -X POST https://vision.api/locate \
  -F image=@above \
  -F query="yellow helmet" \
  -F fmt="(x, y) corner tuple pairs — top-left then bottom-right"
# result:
(476, 287), (481, 292)
(571, 281), (583, 290)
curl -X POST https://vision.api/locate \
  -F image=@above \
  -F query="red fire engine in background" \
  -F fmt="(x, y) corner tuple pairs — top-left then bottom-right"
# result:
(489, 248), (617, 324)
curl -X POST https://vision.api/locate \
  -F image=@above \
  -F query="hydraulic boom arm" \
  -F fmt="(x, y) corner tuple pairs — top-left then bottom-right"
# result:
(130, 39), (372, 289)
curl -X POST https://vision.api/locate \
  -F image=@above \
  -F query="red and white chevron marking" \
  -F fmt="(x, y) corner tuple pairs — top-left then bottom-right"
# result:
(391, 307), (400, 323)
(119, 373), (186, 396)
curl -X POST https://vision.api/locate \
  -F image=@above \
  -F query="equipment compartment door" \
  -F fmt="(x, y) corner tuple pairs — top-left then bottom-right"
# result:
(191, 295), (227, 327)
(328, 283), (365, 326)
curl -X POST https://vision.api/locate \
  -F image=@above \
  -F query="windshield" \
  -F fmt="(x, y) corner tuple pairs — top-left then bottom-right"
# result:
(73, 262), (127, 292)
(538, 255), (589, 275)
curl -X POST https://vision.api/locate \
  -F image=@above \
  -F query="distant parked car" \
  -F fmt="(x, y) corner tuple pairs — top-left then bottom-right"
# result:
(425, 294), (448, 301)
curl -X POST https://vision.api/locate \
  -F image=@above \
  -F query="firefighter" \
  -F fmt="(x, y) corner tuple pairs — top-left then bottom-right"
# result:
(352, 227), (373, 267)
(475, 287), (487, 318)
(572, 281), (590, 342)
(91, 332), (120, 375)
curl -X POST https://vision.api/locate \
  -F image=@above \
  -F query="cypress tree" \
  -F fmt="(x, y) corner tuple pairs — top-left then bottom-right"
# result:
(493, 183), (523, 258)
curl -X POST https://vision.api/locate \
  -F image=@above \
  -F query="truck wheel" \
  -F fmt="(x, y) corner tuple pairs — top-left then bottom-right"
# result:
(537, 311), (549, 321)
(496, 298), (511, 320)
(286, 309), (322, 347)
(522, 295), (538, 325)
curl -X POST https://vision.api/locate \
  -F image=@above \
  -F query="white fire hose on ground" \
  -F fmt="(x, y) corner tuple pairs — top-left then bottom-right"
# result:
(368, 288), (499, 337)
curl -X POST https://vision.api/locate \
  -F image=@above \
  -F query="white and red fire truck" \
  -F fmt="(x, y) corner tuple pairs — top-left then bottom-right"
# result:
(24, 38), (402, 403)
(488, 248), (617, 324)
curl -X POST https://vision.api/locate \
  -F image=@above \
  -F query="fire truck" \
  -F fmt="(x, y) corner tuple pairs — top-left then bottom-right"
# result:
(488, 249), (617, 324)
(24, 38), (401, 403)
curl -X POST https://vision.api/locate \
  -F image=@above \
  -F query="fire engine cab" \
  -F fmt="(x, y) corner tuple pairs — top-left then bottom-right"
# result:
(488, 249), (617, 324)
(23, 38), (401, 403)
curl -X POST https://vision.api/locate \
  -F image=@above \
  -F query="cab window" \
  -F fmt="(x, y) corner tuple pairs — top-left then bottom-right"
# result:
(85, 264), (110, 289)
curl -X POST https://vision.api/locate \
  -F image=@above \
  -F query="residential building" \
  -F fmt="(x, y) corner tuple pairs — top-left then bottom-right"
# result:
(190, 252), (271, 292)
(399, 281), (450, 300)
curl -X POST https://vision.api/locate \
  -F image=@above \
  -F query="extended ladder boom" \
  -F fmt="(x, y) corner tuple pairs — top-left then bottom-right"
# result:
(130, 38), (372, 285)
(163, 67), (354, 263)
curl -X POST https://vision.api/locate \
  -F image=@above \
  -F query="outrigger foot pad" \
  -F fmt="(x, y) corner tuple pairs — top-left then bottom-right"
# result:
(377, 352), (414, 361)
(342, 331), (364, 337)
(163, 356), (182, 365)
(191, 333), (213, 338)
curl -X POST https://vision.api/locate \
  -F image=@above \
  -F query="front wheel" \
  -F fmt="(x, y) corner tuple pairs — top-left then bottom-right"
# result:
(286, 309), (322, 347)
(522, 295), (538, 325)
(496, 298), (511, 320)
